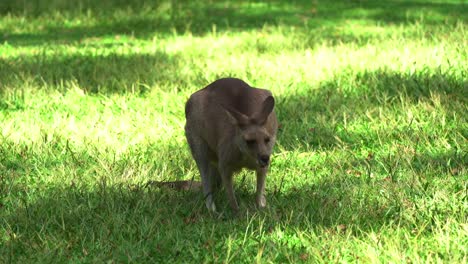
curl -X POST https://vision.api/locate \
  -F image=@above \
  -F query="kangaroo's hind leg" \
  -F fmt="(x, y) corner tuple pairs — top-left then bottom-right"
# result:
(185, 131), (217, 212)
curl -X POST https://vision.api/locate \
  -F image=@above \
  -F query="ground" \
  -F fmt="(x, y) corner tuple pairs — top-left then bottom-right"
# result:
(0, 0), (467, 263)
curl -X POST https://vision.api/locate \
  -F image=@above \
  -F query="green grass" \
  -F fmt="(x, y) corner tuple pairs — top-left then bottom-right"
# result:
(1, 0), (467, 262)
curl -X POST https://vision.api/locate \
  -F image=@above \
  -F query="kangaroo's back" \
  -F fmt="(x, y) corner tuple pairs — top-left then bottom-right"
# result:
(204, 78), (273, 117)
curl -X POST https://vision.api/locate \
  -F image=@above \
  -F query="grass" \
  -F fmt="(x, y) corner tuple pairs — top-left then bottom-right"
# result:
(1, 0), (467, 262)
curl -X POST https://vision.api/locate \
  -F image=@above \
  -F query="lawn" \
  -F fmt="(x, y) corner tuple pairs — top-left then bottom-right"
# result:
(1, 0), (467, 263)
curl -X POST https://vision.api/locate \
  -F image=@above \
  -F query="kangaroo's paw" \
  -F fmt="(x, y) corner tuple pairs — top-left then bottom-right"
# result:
(256, 194), (267, 209)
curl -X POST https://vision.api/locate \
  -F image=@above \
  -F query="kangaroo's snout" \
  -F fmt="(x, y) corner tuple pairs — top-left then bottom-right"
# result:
(258, 155), (270, 167)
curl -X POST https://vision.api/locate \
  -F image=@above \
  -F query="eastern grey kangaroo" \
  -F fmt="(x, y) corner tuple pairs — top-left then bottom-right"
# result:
(185, 78), (278, 212)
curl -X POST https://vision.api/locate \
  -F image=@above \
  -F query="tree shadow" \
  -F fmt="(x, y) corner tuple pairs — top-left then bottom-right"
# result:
(1, 0), (465, 47)
(3, 148), (464, 262)
(2, 64), (466, 259)
(0, 51), (190, 93)
(0, 172), (401, 262)
(275, 69), (467, 151)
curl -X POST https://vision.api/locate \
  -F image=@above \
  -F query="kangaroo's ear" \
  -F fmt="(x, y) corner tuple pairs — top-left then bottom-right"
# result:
(253, 96), (275, 125)
(221, 104), (250, 127)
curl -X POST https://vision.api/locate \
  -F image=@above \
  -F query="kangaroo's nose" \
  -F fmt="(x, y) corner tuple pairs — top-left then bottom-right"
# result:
(258, 155), (270, 167)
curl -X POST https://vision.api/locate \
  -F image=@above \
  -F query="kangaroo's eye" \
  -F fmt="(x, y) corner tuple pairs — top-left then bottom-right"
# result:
(246, 139), (256, 146)
(265, 137), (270, 143)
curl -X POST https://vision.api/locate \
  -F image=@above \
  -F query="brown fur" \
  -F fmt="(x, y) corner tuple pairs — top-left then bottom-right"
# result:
(185, 78), (278, 212)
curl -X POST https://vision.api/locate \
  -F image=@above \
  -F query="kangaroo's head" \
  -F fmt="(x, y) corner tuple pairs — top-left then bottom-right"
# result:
(222, 96), (276, 168)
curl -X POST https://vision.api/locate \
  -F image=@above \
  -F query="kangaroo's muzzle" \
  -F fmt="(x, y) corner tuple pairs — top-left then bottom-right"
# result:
(258, 154), (270, 167)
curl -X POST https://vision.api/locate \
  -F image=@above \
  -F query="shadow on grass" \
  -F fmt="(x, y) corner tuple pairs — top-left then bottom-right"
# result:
(2, 151), (464, 262)
(0, 51), (194, 93)
(0, 175), (397, 262)
(2, 48), (467, 97)
(1, 116), (465, 261)
(275, 69), (467, 151)
(1, 0), (465, 46)
(1, 51), (466, 261)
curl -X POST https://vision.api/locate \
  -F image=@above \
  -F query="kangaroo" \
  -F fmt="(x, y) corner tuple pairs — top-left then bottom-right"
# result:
(185, 78), (278, 213)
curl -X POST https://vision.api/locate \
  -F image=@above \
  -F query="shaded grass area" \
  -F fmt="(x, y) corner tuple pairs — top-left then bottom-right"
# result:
(1, 0), (467, 263)
(1, 0), (466, 46)
(1, 0), (466, 93)
(279, 69), (467, 149)
(0, 51), (182, 93)
(2, 65), (466, 262)
(1, 133), (466, 262)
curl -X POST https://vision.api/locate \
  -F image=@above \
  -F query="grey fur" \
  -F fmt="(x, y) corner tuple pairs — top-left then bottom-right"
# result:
(185, 78), (278, 212)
